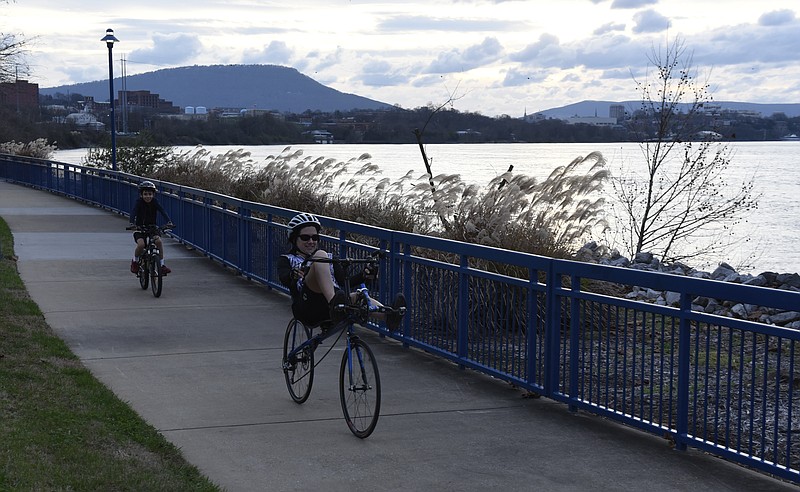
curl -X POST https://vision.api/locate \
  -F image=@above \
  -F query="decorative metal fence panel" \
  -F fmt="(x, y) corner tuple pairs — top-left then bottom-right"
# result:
(2, 155), (798, 484)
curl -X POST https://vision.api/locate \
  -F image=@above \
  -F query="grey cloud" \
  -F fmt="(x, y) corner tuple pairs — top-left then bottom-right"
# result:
(632, 9), (671, 33)
(593, 22), (627, 35)
(692, 20), (800, 67)
(509, 33), (575, 68)
(501, 67), (549, 87)
(758, 9), (797, 26)
(242, 41), (294, 65)
(412, 74), (444, 88)
(378, 15), (522, 32)
(359, 72), (409, 87)
(356, 58), (411, 87)
(600, 68), (634, 79)
(611, 0), (658, 8)
(313, 47), (344, 71)
(128, 33), (203, 65)
(425, 37), (503, 73)
(573, 34), (644, 69)
(261, 41), (294, 63)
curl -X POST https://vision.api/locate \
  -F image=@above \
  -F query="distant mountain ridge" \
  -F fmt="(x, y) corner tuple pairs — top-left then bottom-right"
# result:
(39, 64), (393, 113)
(537, 100), (800, 119)
(40, 64), (800, 118)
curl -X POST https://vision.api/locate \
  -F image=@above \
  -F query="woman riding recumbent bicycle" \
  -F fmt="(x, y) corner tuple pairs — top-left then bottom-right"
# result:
(277, 212), (406, 438)
(277, 212), (406, 332)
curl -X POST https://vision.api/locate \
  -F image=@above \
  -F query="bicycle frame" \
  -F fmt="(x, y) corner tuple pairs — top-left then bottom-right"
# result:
(283, 282), (377, 364)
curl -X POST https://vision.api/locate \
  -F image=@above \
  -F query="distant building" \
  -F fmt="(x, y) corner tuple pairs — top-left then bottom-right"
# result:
(609, 104), (626, 122)
(304, 129), (334, 143)
(523, 112), (547, 123)
(119, 90), (180, 114)
(65, 107), (104, 130)
(0, 79), (39, 111)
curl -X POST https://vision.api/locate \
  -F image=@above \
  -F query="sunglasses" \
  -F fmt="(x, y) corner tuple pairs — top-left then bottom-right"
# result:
(298, 234), (320, 242)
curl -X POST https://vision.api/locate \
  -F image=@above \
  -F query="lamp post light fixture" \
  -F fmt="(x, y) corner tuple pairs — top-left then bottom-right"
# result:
(101, 28), (119, 171)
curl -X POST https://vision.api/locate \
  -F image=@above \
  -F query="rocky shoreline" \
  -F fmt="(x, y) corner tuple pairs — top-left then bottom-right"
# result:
(576, 242), (800, 330)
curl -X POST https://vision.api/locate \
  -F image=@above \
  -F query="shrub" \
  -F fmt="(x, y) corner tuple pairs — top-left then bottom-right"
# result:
(0, 138), (57, 159)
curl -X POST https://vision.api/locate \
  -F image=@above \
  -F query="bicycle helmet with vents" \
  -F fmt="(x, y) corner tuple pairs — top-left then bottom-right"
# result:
(138, 181), (157, 194)
(287, 212), (320, 232)
(287, 213), (321, 241)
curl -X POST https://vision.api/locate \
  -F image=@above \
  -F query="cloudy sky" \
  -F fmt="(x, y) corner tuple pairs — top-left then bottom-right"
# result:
(4, 0), (799, 116)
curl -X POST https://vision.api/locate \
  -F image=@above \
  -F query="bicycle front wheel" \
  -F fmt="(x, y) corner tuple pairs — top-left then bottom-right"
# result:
(138, 259), (149, 290)
(282, 319), (314, 403)
(339, 337), (381, 438)
(150, 257), (162, 298)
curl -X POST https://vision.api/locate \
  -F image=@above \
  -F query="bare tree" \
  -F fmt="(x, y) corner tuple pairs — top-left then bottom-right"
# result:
(412, 85), (465, 232)
(612, 37), (759, 263)
(1, 1), (30, 82)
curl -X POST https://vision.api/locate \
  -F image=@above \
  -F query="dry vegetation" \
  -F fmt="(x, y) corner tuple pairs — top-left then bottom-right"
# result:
(151, 145), (609, 262)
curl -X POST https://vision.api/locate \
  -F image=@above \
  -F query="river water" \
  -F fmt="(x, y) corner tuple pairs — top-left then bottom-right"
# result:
(54, 141), (800, 275)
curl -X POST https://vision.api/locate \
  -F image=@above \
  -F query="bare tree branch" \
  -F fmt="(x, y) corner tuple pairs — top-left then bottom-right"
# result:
(612, 36), (760, 263)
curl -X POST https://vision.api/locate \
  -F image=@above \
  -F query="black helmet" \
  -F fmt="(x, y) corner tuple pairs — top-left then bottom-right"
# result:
(138, 181), (157, 193)
(287, 213), (321, 240)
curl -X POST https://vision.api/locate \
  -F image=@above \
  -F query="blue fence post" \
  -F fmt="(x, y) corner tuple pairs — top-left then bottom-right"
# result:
(544, 260), (560, 398)
(568, 273), (581, 412)
(457, 254), (469, 367)
(401, 240), (412, 342)
(266, 213), (275, 285)
(239, 205), (251, 276)
(675, 292), (692, 451)
(526, 267), (538, 389)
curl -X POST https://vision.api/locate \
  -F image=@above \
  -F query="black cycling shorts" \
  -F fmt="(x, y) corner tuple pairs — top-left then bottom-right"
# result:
(293, 284), (336, 326)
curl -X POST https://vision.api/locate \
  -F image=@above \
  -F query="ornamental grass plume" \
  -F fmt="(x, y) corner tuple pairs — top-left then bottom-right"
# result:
(404, 151), (609, 259)
(151, 145), (608, 262)
(152, 146), (258, 198)
(0, 138), (56, 159)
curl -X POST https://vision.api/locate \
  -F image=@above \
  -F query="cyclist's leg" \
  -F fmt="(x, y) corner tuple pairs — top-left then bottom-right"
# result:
(302, 249), (337, 302)
(134, 236), (146, 257)
(154, 236), (164, 261)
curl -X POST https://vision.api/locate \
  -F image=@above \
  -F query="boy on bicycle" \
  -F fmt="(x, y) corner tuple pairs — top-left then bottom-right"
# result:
(129, 180), (174, 275)
(277, 212), (406, 330)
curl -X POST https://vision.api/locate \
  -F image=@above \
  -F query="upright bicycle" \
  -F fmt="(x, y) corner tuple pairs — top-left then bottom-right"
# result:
(126, 224), (171, 298)
(281, 252), (405, 438)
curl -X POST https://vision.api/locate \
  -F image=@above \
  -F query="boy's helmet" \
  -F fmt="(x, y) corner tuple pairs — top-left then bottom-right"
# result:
(287, 213), (321, 241)
(138, 181), (157, 193)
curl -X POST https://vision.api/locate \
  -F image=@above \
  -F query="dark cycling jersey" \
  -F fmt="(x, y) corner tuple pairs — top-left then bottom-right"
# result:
(130, 197), (171, 226)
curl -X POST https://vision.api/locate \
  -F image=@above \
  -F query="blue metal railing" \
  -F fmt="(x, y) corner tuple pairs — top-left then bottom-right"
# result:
(2, 154), (799, 484)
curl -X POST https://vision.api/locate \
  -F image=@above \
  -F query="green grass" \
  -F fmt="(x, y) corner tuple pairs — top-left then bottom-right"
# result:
(0, 217), (220, 491)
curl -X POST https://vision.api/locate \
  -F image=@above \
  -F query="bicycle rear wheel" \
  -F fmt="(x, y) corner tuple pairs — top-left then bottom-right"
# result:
(339, 337), (381, 438)
(138, 258), (149, 290)
(150, 256), (162, 298)
(282, 319), (314, 403)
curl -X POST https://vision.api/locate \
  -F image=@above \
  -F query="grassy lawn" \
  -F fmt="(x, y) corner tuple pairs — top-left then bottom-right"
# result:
(0, 217), (220, 490)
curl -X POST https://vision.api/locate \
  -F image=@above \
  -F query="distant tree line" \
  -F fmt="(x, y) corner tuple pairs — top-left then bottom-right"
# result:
(1, 90), (797, 150)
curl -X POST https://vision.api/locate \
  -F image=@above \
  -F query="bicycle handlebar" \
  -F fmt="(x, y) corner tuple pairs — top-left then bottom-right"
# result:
(302, 249), (386, 267)
(126, 224), (173, 234)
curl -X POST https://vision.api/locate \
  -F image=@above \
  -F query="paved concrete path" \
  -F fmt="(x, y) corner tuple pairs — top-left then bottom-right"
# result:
(1, 180), (795, 491)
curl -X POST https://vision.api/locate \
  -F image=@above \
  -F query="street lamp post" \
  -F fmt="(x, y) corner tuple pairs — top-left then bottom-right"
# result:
(101, 28), (119, 171)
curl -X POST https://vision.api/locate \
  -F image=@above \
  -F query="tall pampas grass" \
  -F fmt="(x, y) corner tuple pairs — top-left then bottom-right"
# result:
(151, 145), (608, 261)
